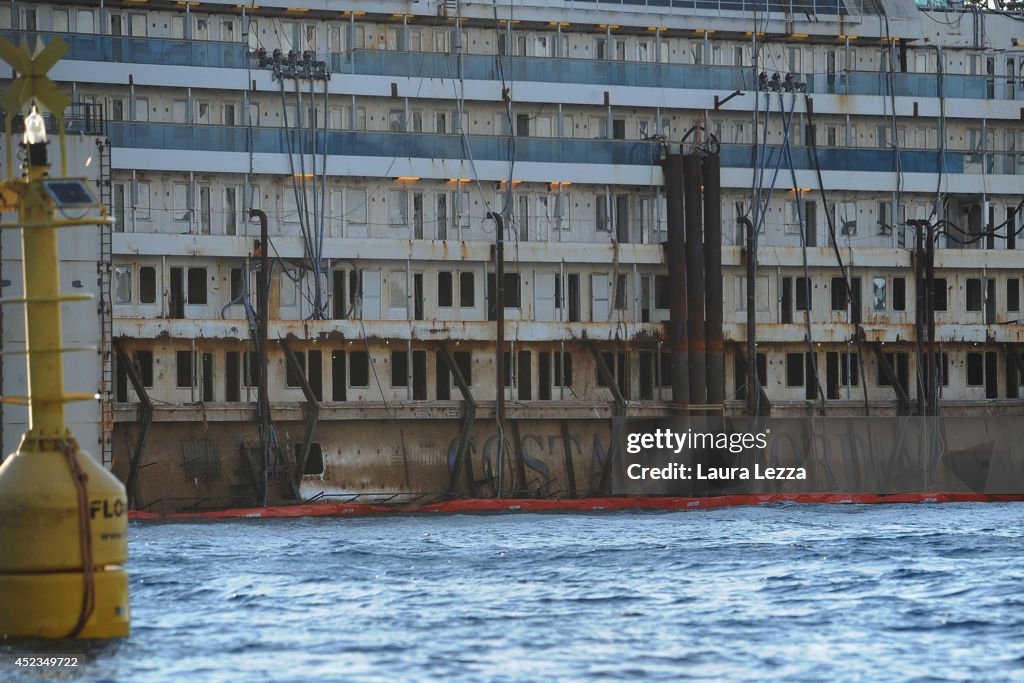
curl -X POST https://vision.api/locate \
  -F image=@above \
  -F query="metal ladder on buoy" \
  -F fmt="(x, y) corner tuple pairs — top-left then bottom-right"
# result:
(96, 129), (114, 468)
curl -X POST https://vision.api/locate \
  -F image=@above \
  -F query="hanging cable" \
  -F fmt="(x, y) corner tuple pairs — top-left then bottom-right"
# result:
(804, 91), (873, 411)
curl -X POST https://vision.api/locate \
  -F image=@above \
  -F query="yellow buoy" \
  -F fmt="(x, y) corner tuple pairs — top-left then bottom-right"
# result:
(0, 38), (129, 639)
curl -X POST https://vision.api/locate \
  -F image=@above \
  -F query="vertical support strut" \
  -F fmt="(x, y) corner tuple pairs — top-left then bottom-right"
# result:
(921, 224), (929, 417)
(249, 209), (271, 506)
(488, 211), (506, 496)
(739, 216), (758, 416)
(925, 223), (937, 414)
(702, 154), (725, 410)
(661, 153), (689, 408)
(683, 153), (706, 410)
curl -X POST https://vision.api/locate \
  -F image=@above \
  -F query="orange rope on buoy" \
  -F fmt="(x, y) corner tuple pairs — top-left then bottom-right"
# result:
(63, 441), (95, 638)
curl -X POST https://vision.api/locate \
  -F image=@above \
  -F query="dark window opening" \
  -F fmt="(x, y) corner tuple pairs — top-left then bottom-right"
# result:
(226, 351), (240, 402)
(453, 351), (472, 386)
(567, 274), (581, 322)
(435, 350), (451, 400)
(414, 273), (424, 321)
(639, 352), (653, 400)
(539, 352), (551, 400)
(438, 271), (453, 307)
(412, 350), (427, 400)
(169, 267), (184, 318)
(554, 352), (573, 387)
(795, 277), (812, 311)
(308, 350), (322, 400)
(595, 352), (628, 398)
(893, 277), (906, 311)
(460, 272), (475, 307)
(516, 113), (530, 137)
(966, 278), (982, 312)
(333, 271), (346, 319)
(331, 350), (346, 401)
(244, 350), (259, 387)
(140, 266), (157, 304)
(350, 351), (369, 387)
(1008, 279), (1020, 313)
(933, 278), (948, 311)
(825, 351), (859, 399)
(229, 268), (242, 303)
(986, 351), (998, 399)
(734, 352), (768, 400)
(487, 272), (522, 319)
(504, 273), (521, 308)
(877, 352), (909, 395)
(654, 275), (669, 310)
(829, 277), (861, 323)
(661, 352), (674, 388)
(986, 279), (996, 324)
(392, 351), (408, 387)
(176, 350), (193, 388)
(286, 350), (306, 388)
(841, 353), (859, 387)
(1008, 207), (1017, 250)
(933, 352), (950, 386)
(201, 352), (214, 402)
(967, 352), (984, 386)
(781, 278), (793, 324)
(614, 274), (627, 311)
(518, 350), (532, 400)
(786, 352), (805, 387)
(805, 353), (818, 400)
(116, 356), (128, 402)
(830, 277), (846, 311)
(187, 267), (207, 305)
(348, 271), (360, 309)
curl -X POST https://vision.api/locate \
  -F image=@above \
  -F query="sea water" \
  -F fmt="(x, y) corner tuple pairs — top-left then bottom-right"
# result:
(4, 503), (1024, 682)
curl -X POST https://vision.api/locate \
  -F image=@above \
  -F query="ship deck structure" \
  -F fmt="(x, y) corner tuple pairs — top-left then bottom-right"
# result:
(3, 0), (1024, 511)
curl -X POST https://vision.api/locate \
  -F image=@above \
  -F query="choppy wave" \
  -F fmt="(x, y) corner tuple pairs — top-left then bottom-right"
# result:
(4, 503), (1024, 682)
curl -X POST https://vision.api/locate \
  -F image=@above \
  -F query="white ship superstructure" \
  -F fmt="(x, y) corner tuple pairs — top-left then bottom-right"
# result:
(3, 0), (1024, 510)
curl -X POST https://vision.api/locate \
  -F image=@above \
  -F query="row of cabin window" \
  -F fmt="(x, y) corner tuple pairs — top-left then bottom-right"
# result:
(739, 350), (1013, 402)
(115, 265), (644, 321)
(115, 179), (1019, 253)
(122, 349), (416, 394)
(780, 351), (1009, 392)
(113, 265), (1024, 327)
(772, 276), (1023, 320)
(110, 177), (1016, 251)
(110, 182), (661, 242)
(121, 347), (676, 402)
(113, 265), (206, 306)
(120, 347), (1021, 406)
(121, 348), (577, 402)
(101, 92), (1024, 158)
(22, 4), (991, 79)
(16, 5), (1013, 80)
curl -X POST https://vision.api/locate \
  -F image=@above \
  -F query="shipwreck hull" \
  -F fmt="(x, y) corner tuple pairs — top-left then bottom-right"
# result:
(113, 415), (1024, 514)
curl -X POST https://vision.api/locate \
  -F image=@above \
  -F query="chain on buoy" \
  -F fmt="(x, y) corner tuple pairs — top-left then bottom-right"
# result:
(0, 38), (130, 639)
